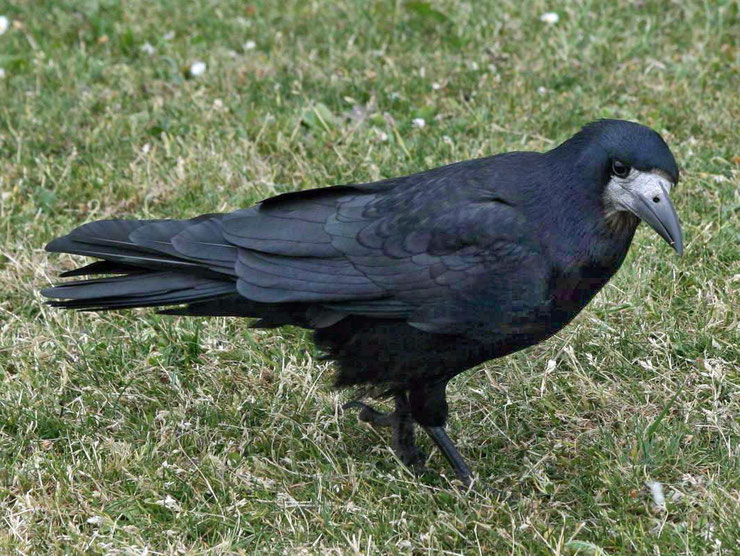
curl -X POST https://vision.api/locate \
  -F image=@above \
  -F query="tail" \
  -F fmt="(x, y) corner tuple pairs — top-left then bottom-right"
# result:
(42, 218), (237, 311)
(41, 217), (344, 328)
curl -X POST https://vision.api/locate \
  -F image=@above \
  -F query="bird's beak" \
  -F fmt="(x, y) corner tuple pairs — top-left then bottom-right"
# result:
(625, 172), (684, 255)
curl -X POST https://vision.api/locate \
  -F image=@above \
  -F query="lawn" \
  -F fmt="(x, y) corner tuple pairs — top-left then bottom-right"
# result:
(0, 0), (738, 553)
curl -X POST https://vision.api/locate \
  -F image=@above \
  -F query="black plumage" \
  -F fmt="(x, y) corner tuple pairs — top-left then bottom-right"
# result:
(42, 120), (683, 485)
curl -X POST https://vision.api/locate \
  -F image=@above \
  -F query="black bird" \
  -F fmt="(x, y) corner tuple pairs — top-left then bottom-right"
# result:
(42, 119), (683, 486)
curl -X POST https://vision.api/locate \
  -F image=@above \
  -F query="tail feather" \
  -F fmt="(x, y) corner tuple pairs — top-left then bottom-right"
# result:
(43, 216), (347, 328)
(126, 214), (219, 260)
(46, 219), (203, 271)
(43, 218), (238, 311)
(45, 281), (236, 311)
(43, 272), (219, 302)
(60, 260), (144, 278)
(46, 219), (163, 254)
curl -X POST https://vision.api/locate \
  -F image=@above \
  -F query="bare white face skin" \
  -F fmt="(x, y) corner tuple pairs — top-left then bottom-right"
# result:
(604, 168), (674, 219)
(602, 165), (683, 253)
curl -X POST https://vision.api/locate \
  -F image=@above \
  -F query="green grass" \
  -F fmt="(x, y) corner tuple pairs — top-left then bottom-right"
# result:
(1, 0), (738, 553)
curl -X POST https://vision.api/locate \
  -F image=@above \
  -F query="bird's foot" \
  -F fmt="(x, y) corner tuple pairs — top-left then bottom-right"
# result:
(343, 399), (427, 470)
(342, 400), (397, 427)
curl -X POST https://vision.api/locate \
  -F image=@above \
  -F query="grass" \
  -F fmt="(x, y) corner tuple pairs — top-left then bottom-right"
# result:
(0, 0), (738, 553)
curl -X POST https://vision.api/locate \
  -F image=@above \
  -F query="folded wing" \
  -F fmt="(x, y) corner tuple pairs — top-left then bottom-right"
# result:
(45, 162), (552, 339)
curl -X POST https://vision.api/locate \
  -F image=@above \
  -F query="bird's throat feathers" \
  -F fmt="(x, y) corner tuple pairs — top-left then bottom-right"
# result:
(604, 202), (640, 235)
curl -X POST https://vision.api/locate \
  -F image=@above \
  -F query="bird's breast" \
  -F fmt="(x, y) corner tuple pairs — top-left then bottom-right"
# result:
(548, 262), (619, 328)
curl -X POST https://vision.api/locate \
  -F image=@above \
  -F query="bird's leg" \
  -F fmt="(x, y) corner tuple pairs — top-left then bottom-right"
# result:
(390, 393), (426, 469)
(343, 394), (427, 469)
(422, 425), (473, 487)
(408, 381), (475, 487)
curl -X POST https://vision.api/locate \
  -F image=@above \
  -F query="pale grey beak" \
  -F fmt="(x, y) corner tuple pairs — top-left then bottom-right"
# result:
(630, 185), (684, 255)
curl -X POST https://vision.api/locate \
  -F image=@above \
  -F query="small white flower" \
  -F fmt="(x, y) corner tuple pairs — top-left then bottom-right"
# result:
(0, 68), (5, 79)
(86, 516), (104, 525)
(377, 130), (389, 142)
(163, 30), (175, 41)
(0, 16), (9, 35)
(646, 480), (666, 509)
(432, 82), (441, 90)
(540, 12), (559, 25)
(243, 40), (256, 50)
(412, 118), (426, 129)
(141, 42), (156, 55)
(537, 86), (548, 95)
(189, 61), (206, 77)
(156, 494), (182, 512)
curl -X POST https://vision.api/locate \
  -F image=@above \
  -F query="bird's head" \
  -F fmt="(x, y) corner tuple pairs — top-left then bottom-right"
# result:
(572, 119), (684, 255)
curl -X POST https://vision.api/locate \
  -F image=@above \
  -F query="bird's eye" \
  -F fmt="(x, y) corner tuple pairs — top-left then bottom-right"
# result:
(611, 160), (631, 178)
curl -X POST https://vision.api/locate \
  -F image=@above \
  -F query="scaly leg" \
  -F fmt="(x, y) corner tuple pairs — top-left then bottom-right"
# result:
(423, 425), (473, 487)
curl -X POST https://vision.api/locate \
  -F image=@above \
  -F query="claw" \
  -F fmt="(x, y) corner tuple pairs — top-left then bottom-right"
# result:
(342, 400), (396, 426)
(343, 397), (427, 469)
(344, 395), (480, 490)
